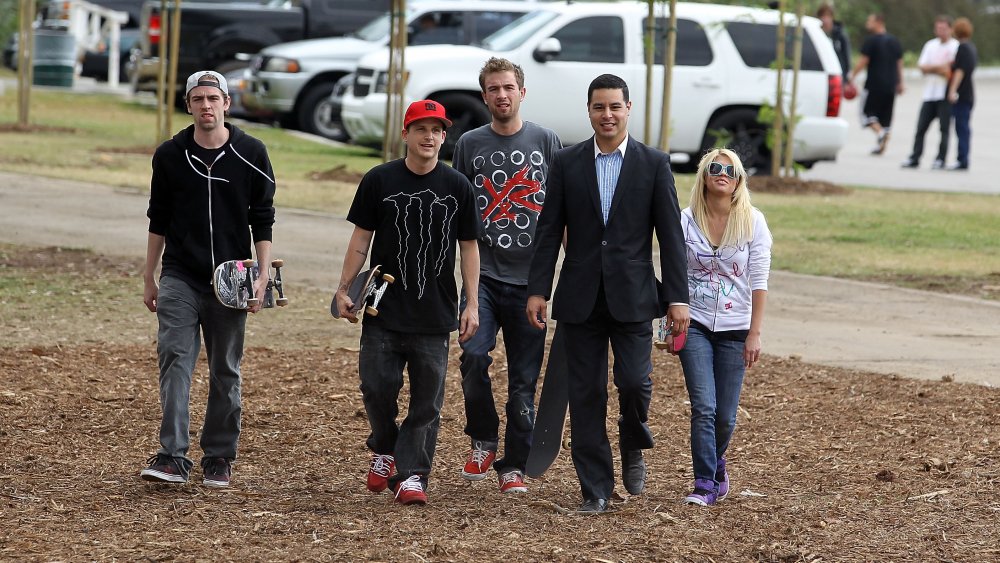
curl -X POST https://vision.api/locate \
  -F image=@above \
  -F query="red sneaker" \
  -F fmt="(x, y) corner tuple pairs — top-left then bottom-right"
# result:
(366, 453), (395, 493)
(461, 442), (496, 481)
(498, 470), (527, 493)
(393, 475), (427, 505)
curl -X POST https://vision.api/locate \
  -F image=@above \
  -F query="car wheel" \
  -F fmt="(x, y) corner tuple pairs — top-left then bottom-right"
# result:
(702, 109), (770, 176)
(297, 82), (348, 141)
(435, 93), (490, 160)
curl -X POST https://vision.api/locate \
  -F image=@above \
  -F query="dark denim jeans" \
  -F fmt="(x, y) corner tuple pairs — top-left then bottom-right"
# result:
(156, 275), (246, 473)
(678, 323), (747, 489)
(952, 101), (972, 167)
(359, 322), (450, 490)
(908, 99), (951, 163)
(459, 276), (546, 473)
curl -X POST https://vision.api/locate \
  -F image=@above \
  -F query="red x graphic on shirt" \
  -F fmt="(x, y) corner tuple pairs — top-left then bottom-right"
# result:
(481, 165), (542, 222)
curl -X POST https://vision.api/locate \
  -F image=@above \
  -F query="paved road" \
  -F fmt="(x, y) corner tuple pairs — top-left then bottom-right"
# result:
(803, 73), (999, 194)
(2, 172), (998, 386)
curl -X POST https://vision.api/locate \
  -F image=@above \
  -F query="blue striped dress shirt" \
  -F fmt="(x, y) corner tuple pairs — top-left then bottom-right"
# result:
(594, 136), (628, 224)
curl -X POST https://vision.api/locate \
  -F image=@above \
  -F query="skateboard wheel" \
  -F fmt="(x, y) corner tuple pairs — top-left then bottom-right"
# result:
(271, 259), (284, 268)
(242, 259), (256, 268)
(276, 297), (289, 306)
(382, 273), (395, 283)
(365, 306), (379, 317)
(562, 438), (572, 450)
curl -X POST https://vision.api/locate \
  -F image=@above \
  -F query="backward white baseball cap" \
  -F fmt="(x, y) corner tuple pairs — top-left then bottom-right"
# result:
(185, 70), (229, 97)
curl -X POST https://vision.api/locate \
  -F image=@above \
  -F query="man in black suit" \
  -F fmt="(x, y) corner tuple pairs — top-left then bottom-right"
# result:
(526, 74), (689, 514)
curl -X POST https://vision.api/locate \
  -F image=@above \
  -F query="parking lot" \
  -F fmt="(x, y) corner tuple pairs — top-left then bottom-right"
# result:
(803, 71), (998, 194)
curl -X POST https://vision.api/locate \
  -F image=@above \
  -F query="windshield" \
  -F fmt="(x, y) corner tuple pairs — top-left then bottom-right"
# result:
(481, 10), (559, 51)
(353, 12), (392, 41)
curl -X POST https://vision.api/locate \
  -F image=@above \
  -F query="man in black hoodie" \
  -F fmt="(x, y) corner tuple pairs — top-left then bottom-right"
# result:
(140, 70), (276, 488)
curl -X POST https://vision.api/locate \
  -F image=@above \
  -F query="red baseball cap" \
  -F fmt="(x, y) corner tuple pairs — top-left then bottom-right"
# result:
(404, 99), (452, 129)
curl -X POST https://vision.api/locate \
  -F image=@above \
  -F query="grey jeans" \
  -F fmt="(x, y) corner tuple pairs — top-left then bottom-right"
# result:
(359, 322), (449, 490)
(155, 275), (246, 470)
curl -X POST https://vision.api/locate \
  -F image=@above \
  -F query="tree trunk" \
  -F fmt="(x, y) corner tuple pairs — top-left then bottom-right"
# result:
(783, 0), (805, 177)
(771, 0), (785, 176)
(659, 0), (677, 152)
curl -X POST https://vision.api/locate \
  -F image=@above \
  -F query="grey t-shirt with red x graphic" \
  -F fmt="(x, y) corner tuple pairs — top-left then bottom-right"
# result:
(452, 121), (561, 285)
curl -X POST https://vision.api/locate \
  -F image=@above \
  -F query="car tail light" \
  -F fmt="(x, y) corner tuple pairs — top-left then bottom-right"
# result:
(826, 74), (842, 117)
(149, 12), (162, 45)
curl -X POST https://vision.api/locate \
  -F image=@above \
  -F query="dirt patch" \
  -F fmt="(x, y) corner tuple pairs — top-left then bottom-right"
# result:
(0, 245), (141, 275)
(750, 176), (851, 196)
(93, 146), (158, 156)
(863, 271), (1000, 300)
(308, 164), (364, 184)
(0, 123), (76, 134)
(1, 344), (998, 561)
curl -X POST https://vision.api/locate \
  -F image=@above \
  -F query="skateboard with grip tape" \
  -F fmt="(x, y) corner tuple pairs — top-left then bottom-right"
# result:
(330, 264), (395, 322)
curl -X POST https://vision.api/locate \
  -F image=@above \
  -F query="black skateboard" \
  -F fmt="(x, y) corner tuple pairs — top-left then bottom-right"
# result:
(525, 326), (570, 478)
(330, 264), (395, 323)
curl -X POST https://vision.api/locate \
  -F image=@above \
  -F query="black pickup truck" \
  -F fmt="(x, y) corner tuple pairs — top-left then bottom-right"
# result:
(128, 0), (387, 93)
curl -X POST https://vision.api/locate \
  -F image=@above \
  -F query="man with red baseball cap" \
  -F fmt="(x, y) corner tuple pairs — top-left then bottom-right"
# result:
(334, 99), (480, 505)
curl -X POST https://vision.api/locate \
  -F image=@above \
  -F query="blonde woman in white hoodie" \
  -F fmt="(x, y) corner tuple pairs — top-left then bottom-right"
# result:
(667, 148), (772, 506)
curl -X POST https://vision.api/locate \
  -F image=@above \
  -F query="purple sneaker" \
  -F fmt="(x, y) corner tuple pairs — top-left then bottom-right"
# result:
(684, 478), (718, 506)
(716, 458), (730, 500)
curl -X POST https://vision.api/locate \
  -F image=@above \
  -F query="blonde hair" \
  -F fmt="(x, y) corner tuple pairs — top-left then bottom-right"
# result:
(689, 148), (755, 247)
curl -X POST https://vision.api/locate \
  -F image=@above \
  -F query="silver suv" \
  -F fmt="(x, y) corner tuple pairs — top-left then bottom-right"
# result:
(341, 1), (849, 170)
(242, 0), (535, 140)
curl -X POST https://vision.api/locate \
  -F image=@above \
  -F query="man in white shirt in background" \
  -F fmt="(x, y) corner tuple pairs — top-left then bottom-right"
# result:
(901, 15), (959, 170)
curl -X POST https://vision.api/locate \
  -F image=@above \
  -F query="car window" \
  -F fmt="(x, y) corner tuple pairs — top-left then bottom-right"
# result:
(410, 11), (465, 45)
(482, 10), (560, 52)
(472, 11), (524, 41)
(642, 17), (713, 67)
(726, 21), (823, 71)
(550, 16), (624, 63)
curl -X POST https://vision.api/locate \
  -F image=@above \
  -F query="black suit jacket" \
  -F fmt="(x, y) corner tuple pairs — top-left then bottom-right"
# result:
(527, 135), (687, 323)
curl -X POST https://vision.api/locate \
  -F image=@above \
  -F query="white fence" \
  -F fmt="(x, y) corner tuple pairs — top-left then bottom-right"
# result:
(43, 0), (129, 86)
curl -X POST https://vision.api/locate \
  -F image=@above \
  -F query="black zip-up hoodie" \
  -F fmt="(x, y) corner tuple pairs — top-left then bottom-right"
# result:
(147, 123), (276, 291)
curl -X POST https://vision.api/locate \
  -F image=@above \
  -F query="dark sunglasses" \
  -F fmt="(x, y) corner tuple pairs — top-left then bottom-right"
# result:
(708, 162), (737, 179)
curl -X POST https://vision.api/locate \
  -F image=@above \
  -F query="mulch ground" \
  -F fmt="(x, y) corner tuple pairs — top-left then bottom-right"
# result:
(2, 341), (999, 561)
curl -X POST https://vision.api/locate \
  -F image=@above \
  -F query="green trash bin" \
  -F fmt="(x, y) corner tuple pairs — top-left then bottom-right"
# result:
(33, 30), (76, 87)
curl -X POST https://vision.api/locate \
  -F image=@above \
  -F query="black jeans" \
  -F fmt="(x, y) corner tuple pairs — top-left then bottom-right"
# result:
(909, 99), (952, 163)
(359, 322), (449, 490)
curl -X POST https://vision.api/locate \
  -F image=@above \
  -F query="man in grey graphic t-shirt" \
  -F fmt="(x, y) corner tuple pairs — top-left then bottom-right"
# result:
(451, 57), (561, 494)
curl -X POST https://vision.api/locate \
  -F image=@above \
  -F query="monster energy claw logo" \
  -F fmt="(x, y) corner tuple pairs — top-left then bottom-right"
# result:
(384, 189), (458, 299)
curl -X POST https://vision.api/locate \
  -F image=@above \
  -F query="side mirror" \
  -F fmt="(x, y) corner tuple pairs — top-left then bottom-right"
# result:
(532, 37), (562, 63)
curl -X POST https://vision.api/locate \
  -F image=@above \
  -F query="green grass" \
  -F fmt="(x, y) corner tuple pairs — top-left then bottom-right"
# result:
(751, 189), (1000, 280)
(0, 87), (382, 212)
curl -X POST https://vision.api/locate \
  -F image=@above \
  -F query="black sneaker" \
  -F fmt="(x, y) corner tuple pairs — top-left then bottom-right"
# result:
(201, 457), (233, 488)
(140, 454), (188, 483)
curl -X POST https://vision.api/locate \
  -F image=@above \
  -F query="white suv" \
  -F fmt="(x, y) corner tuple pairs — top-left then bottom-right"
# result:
(242, 0), (535, 140)
(341, 1), (848, 171)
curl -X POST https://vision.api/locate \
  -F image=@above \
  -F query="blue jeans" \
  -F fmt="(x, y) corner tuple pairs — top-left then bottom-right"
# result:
(155, 275), (247, 473)
(678, 324), (747, 489)
(952, 101), (972, 167)
(359, 322), (450, 490)
(459, 276), (546, 473)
